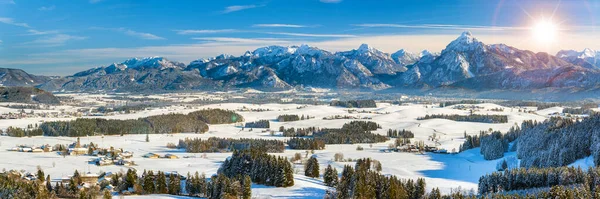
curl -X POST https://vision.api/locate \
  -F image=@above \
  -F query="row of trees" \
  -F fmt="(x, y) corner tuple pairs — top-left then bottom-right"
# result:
(219, 150), (294, 187)
(418, 114), (508, 123)
(176, 137), (285, 153)
(279, 121), (388, 144)
(287, 137), (325, 150)
(276, 114), (309, 122)
(37, 108), (242, 137)
(330, 100), (377, 108)
(387, 129), (414, 138)
(4, 126), (43, 137)
(330, 158), (426, 199)
(244, 120), (270, 128)
(439, 100), (484, 107)
(516, 115), (600, 168)
(563, 107), (595, 115)
(280, 126), (317, 137)
(478, 166), (590, 194)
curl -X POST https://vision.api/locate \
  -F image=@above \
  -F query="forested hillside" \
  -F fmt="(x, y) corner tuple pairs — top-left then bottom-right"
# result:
(38, 109), (242, 137)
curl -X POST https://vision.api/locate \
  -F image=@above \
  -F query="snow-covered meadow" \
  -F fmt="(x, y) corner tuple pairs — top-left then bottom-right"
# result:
(0, 101), (557, 197)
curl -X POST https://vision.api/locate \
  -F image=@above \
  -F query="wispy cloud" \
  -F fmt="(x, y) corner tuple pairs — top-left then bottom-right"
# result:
(253, 24), (308, 28)
(223, 5), (261, 13)
(23, 34), (87, 47)
(320, 0), (342, 3)
(123, 29), (164, 40)
(92, 27), (165, 40)
(38, 5), (56, 11)
(89, 0), (103, 4)
(353, 23), (528, 31)
(264, 32), (356, 38)
(193, 37), (292, 45)
(0, 17), (30, 28)
(0, 0), (15, 4)
(26, 29), (60, 35)
(174, 29), (238, 35)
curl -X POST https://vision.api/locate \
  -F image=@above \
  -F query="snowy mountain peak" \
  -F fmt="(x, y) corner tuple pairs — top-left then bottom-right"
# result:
(582, 48), (597, 58)
(443, 31), (483, 54)
(121, 56), (185, 70)
(420, 50), (433, 57)
(252, 45), (297, 57)
(357, 43), (371, 53)
(393, 49), (407, 56)
(295, 44), (327, 56)
(460, 31), (473, 38)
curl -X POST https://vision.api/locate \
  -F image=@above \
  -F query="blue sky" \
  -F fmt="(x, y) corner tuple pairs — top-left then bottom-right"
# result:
(1, 0), (600, 75)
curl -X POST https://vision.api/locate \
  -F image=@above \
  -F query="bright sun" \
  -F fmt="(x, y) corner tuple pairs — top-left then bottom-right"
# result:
(532, 20), (558, 44)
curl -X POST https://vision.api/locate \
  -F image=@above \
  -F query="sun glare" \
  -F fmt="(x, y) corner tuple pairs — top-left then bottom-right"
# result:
(531, 19), (558, 44)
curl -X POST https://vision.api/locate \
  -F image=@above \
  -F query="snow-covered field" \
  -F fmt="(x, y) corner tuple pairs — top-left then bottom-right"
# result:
(0, 102), (555, 197)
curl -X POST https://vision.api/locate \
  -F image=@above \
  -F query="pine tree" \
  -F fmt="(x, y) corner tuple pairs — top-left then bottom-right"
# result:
(156, 171), (168, 194)
(143, 170), (155, 194)
(37, 168), (45, 182)
(427, 187), (441, 199)
(168, 174), (180, 195)
(243, 175), (251, 199)
(46, 175), (53, 193)
(199, 172), (207, 196)
(305, 156), (320, 178)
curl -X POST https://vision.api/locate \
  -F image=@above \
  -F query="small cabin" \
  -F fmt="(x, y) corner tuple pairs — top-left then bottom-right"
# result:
(164, 154), (179, 159)
(143, 153), (160, 159)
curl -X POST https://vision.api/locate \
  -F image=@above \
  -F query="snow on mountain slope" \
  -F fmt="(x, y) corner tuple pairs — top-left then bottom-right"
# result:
(336, 44), (407, 74)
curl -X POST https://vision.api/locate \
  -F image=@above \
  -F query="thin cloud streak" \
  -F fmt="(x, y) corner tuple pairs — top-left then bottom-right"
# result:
(0, 17), (30, 28)
(320, 0), (342, 3)
(92, 27), (165, 40)
(23, 34), (87, 47)
(353, 23), (530, 31)
(25, 29), (60, 35)
(253, 24), (308, 28)
(223, 5), (261, 13)
(175, 29), (238, 35)
(264, 32), (357, 38)
(38, 5), (56, 11)
(193, 37), (293, 45)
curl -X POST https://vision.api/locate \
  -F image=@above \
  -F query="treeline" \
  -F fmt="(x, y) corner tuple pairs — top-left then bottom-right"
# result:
(4, 125), (43, 137)
(287, 137), (325, 150)
(563, 107), (595, 115)
(176, 137), (285, 153)
(516, 115), (600, 168)
(244, 120), (270, 128)
(418, 114), (508, 123)
(387, 129), (414, 138)
(219, 150), (294, 187)
(459, 126), (521, 160)
(37, 108), (241, 137)
(97, 104), (152, 113)
(499, 101), (560, 110)
(439, 100), (484, 107)
(279, 121), (387, 144)
(280, 126), (318, 137)
(330, 100), (377, 108)
(276, 114), (312, 122)
(315, 128), (387, 145)
(478, 166), (592, 195)
(342, 121), (380, 131)
(113, 168), (251, 199)
(328, 158), (426, 199)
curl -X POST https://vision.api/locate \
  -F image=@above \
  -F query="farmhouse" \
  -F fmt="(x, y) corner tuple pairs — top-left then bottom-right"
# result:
(143, 153), (160, 158)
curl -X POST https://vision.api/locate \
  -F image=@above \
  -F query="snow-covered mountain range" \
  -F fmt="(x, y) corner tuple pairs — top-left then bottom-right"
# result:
(4, 31), (600, 93)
